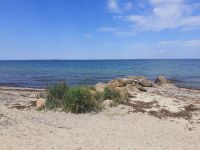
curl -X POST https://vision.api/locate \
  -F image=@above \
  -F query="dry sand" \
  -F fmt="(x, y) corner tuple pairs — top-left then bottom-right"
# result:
(0, 85), (200, 150)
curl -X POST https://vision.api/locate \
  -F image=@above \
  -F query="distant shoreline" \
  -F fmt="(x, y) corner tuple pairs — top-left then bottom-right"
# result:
(0, 58), (200, 61)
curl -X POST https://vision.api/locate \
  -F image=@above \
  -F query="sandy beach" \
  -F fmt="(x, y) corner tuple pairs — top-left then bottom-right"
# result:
(0, 78), (200, 150)
(1, 0), (200, 149)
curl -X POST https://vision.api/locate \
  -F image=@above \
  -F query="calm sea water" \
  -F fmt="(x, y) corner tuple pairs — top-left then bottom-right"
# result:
(0, 59), (200, 89)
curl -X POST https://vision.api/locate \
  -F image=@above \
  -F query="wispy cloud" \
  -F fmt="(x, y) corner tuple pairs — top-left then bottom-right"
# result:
(186, 40), (200, 46)
(98, 27), (117, 32)
(106, 0), (200, 31)
(106, 0), (133, 14)
(159, 40), (200, 47)
(98, 27), (135, 36)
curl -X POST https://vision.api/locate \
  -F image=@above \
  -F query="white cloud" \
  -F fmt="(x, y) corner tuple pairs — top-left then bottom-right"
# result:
(159, 40), (200, 47)
(186, 40), (200, 46)
(107, 0), (133, 14)
(159, 41), (180, 45)
(107, 0), (200, 31)
(98, 27), (135, 36)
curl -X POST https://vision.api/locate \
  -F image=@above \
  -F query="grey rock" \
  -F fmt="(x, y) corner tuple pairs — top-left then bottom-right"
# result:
(138, 79), (153, 87)
(155, 76), (169, 85)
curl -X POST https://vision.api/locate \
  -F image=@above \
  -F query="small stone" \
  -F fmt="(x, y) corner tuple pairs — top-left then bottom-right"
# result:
(102, 100), (113, 107)
(36, 98), (46, 108)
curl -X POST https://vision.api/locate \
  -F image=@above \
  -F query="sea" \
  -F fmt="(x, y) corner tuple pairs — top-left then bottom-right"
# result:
(0, 59), (200, 89)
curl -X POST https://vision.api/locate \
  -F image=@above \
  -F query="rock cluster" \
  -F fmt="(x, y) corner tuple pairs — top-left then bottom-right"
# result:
(95, 75), (171, 104)
(35, 75), (171, 109)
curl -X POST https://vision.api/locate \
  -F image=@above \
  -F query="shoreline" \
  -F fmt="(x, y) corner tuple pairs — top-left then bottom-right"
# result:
(0, 86), (45, 91)
(1, 80), (200, 91)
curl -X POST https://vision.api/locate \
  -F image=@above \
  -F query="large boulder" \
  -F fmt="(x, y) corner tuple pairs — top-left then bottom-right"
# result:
(138, 78), (153, 87)
(108, 79), (125, 89)
(155, 76), (169, 85)
(95, 83), (107, 92)
(136, 76), (148, 80)
(121, 77), (137, 85)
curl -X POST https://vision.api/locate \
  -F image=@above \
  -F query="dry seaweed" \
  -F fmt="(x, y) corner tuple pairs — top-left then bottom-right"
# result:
(148, 109), (192, 120)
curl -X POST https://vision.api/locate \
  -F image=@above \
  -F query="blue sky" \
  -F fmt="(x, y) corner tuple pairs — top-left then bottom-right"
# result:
(0, 0), (200, 59)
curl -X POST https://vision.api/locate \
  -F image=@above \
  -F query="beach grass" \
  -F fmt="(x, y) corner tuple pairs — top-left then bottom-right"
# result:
(102, 87), (121, 105)
(46, 83), (68, 110)
(63, 86), (102, 113)
(44, 83), (122, 113)
(44, 83), (107, 113)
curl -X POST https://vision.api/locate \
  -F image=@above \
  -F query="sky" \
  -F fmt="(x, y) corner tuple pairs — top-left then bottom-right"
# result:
(0, 0), (200, 59)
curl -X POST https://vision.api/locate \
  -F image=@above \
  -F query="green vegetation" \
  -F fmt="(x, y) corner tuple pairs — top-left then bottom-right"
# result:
(46, 83), (68, 110)
(64, 86), (101, 113)
(102, 87), (121, 104)
(45, 83), (122, 113)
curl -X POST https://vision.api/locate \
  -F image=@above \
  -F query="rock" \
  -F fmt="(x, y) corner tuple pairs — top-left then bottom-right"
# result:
(155, 76), (169, 85)
(95, 83), (107, 92)
(152, 83), (159, 88)
(115, 87), (129, 101)
(126, 84), (140, 93)
(138, 79), (153, 87)
(102, 99), (113, 107)
(36, 98), (46, 108)
(137, 86), (147, 92)
(108, 79), (125, 89)
(136, 76), (148, 80)
(121, 77), (137, 85)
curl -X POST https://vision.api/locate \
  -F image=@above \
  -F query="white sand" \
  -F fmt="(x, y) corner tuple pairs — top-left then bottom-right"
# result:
(0, 86), (200, 150)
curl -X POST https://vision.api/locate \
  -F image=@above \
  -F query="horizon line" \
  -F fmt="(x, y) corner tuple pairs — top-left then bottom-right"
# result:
(0, 58), (200, 61)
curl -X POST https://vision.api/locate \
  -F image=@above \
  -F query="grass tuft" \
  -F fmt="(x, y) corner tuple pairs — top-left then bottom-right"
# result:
(102, 87), (121, 105)
(45, 83), (122, 113)
(64, 86), (101, 113)
(45, 83), (103, 113)
(46, 83), (68, 110)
